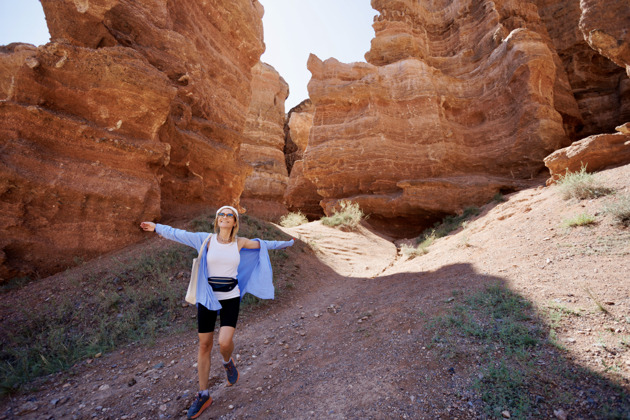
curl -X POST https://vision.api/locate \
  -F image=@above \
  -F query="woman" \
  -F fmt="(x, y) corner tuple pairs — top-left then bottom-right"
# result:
(140, 205), (294, 419)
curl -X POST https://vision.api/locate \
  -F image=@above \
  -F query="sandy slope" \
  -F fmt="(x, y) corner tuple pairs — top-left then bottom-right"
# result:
(1, 165), (629, 419)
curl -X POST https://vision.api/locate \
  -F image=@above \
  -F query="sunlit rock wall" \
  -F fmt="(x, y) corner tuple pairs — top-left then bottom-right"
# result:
(241, 61), (290, 220)
(302, 0), (571, 236)
(40, 0), (265, 213)
(0, 0), (265, 280)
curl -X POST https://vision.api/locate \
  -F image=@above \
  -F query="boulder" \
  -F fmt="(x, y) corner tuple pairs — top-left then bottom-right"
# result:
(544, 125), (630, 182)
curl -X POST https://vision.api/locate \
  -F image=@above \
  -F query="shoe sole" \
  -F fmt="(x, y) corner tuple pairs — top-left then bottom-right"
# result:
(189, 397), (212, 419)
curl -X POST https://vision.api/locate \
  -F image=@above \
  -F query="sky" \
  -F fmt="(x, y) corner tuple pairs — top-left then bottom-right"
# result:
(0, 0), (378, 110)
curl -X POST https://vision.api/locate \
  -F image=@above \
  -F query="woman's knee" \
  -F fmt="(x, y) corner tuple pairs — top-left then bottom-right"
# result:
(198, 334), (213, 353)
(218, 336), (233, 351)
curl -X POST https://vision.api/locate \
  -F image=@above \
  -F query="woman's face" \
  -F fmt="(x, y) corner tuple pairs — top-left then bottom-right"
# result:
(217, 210), (236, 230)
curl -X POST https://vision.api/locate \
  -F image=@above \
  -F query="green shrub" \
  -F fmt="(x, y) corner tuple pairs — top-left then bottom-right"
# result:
(401, 243), (427, 258)
(320, 200), (364, 229)
(556, 166), (612, 200)
(605, 194), (630, 226)
(562, 212), (596, 228)
(433, 207), (480, 238)
(493, 192), (506, 203)
(279, 211), (309, 228)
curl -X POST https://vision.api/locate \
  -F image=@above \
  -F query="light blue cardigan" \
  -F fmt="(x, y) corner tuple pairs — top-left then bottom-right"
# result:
(155, 224), (294, 311)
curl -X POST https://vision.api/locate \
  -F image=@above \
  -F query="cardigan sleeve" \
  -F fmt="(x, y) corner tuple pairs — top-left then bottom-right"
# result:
(262, 239), (295, 250)
(155, 224), (209, 252)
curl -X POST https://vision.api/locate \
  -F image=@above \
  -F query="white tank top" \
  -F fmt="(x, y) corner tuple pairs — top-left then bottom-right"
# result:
(206, 235), (240, 300)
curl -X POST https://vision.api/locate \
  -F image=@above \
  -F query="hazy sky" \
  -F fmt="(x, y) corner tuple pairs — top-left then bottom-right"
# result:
(0, 0), (377, 109)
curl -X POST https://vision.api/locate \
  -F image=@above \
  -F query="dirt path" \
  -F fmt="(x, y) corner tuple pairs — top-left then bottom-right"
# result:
(2, 165), (630, 419)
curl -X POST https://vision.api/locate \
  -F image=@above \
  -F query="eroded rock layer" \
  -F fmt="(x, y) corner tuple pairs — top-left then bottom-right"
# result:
(300, 0), (571, 236)
(1, 0), (265, 279)
(0, 43), (173, 279)
(534, 0), (630, 137)
(40, 0), (265, 213)
(284, 100), (323, 218)
(285, 99), (314, 172)
(241, 62), (290, 220)
(579, 0), (630, 75)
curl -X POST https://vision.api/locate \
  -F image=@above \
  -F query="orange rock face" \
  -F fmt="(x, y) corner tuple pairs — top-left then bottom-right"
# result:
(240, 62), (290, 220)
(579, 0), (630, 75)
(286, 100), (314, 168)
(284, 100), (323, 219)
(534, 0), (630, 137)
(0, 43), (172, 280)
(0, 0), (265, 279)
(301, 0), (571, 236)
(43, 0), (265, 213)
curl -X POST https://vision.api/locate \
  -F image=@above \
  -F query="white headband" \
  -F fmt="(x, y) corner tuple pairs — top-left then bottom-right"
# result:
(216, 206), (239, 220)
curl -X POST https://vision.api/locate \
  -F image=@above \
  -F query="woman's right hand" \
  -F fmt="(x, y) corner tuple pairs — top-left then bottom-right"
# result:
(140, 222), (156, 232)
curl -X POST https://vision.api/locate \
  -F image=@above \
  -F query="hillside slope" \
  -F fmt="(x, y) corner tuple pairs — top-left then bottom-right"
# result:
(1, 165), (629, 419)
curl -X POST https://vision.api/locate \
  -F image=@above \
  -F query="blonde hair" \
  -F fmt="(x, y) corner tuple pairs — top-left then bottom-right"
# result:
(213, 206), (239, 242)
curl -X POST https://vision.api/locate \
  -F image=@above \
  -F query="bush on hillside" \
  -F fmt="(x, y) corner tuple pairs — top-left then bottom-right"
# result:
(556, 166), (612, 200)
(320, 200), (364, 229)
(605, 194), (630, 226)
(279, 211), (309, 228)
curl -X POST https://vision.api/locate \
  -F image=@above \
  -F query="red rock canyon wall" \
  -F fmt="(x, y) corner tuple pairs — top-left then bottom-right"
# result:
(534, 0), (630, 137)
(284, 100), (323, 218)
(0, 0), (265, 280)
(2, 0), (629, 277)
(295, 0), (572, 235)
(285, 0), (629, 236)
(240, 61), (290, 220)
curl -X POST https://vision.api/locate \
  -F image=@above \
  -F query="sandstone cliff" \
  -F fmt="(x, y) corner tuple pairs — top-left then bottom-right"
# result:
(0, 0), (265, 280)
(285, 99), (314, 172)
(39, 0), (265, 213)
(284, 0), (629, 236)
(534, 0), (630, 137)
(297, 0), (571, 236)
(284, 100), (323, 219)
(240, 61), (290, 220)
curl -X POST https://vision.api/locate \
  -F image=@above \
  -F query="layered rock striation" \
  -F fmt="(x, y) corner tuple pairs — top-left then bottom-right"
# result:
(534, 0), (630, 137)
(283, 100), (323, 218)
(0, 0), (265, 280)
(0, 42), (172, 279)
(240, 61), (290, 220)
(39, 0), (266, 212)
(296, 0), (573, 235)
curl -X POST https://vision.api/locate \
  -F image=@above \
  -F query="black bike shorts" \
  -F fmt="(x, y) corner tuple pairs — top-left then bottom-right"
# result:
(197, 297), (241, 333)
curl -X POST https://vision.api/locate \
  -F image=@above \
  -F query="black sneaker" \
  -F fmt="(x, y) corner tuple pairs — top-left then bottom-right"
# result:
(187, 391), (212, 419)
(224, 358), (239, 386)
